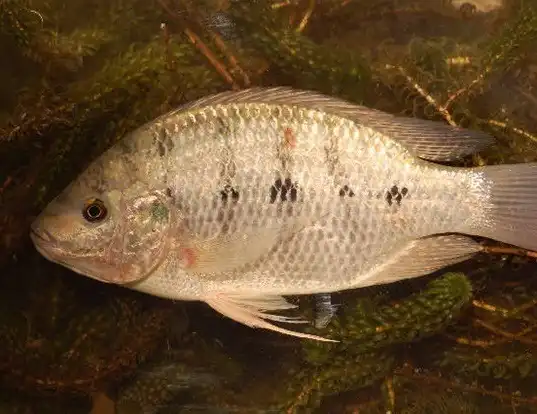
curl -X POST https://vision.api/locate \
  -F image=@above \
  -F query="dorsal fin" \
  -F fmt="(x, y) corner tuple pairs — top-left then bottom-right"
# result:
(168, 87), (495, 162)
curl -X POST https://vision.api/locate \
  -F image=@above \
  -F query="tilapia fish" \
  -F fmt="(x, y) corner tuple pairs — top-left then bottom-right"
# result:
(30, 87), (537, 342)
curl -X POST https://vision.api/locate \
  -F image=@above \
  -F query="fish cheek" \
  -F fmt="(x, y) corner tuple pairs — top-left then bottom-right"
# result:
(40, 214), (84, 242)
(107, 194), (172, 284)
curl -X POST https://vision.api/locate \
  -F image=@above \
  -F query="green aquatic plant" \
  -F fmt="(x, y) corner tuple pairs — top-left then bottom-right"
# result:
(0, 0), (41, 55)
(305, 273), (473, 356)
(271, 273), (472, 413)
(276, 350), (395, 413)
(227, 1), (374, 105)
(480, 1), (537, 76)
(1, 0), (537, 412)
(399, 390), (480, 414)
(114, 343), (242, 414)
(0, 257), (175, 396)
(437, 347), (537, 380)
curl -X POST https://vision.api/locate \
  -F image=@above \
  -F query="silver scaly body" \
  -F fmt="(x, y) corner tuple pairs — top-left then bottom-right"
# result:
(126, 98), (481, 297)
(31, 88), (537, 341)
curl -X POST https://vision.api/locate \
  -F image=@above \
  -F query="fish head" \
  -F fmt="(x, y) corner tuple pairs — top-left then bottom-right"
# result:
(30, 150), (173, 285)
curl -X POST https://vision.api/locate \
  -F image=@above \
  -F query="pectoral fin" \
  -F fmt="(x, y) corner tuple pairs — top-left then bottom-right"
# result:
(204, 293), (338, 342)
(357, 234), (483, 287)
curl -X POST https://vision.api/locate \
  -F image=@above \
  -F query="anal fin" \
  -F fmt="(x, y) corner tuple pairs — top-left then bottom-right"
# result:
(358, 234), (483, 287)
(204, 293), (338, 342)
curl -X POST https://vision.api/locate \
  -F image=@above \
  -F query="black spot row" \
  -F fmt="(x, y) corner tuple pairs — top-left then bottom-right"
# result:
(220, 184), (240, 204)
(339, 185), (355, 198)
(386, 185), (408, 206)
(216, 181), (362, 204)
(155, 128), (175, 157)
(270, 178), (299, 203)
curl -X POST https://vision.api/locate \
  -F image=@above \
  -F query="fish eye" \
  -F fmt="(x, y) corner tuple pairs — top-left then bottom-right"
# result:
(82, 198), (108, 222)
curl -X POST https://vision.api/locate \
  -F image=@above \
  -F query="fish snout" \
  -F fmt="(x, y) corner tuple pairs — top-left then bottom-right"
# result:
(30, 220), (55, 245)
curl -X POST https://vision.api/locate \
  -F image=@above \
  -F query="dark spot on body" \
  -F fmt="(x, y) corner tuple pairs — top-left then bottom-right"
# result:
(220, 184), (239, 204)
(270, 178), (299, 203)
(216, 208), (235, 233)
(218, 117), (232, 136)
(165, 187), (177, 203)
(386, 185), (409, 206)
(156, 127), (175, 157)
(339, 185), (355, 197)
(157, 140), (166, 157)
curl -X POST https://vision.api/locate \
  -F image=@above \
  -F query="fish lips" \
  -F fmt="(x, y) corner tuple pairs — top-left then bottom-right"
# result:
(30, 229), (120, 284)
(30, 228), (63, 263)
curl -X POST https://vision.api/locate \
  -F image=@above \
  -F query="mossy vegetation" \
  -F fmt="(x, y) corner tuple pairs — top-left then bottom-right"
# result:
(1, 0), (537, 412)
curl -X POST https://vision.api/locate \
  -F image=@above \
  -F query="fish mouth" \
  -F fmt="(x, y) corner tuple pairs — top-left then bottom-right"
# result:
(32, 239), (115, 284)
(30, 225), (89, 261)
(30, 232), (74, 271)
(30, 228), (98, 277)
(30, 228), (59, 259)
(30, 227), (53, 245)
(30, 228), (72, 263)
(30, 229), (119, 284)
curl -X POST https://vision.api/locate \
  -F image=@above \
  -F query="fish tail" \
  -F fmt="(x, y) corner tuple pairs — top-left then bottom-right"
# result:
(468, 163), (537, 251)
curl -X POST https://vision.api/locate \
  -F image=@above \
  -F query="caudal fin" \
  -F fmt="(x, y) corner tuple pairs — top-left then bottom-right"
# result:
(470, 163), (537, 251)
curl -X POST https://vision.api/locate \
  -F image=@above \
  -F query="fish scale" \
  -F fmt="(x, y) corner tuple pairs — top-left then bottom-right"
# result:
(132, 101), (475, 292)
(31, 87), (537, 341)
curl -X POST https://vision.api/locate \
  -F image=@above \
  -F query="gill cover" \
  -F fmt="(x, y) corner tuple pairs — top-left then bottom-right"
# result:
(106, 192), (172, 284)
